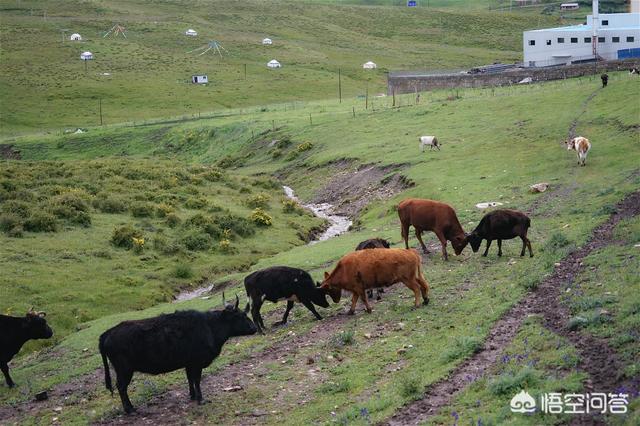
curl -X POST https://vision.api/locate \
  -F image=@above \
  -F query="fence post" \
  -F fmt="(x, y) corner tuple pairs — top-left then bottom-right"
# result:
(309, 113), (312, 125)
(352, 106), (355, 118)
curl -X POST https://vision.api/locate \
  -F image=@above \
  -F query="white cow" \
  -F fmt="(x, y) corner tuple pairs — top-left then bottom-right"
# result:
(566, 136), (591, 166)
(419, 136), (440, 152)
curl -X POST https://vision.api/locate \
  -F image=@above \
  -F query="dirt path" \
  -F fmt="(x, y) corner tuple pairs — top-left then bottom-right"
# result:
(383, 190), (640, 426)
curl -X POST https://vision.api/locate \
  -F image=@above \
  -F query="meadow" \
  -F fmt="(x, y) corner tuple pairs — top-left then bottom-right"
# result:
(0, 70), (638, 425)
(0, 0), (560, 135)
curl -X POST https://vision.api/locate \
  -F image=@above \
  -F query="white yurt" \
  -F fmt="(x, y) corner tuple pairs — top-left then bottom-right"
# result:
(70, 33), (82, 41)
(363, 61), (377, 69)
(185, 29), (198, 36)
(262, 38), (273, 45)
(80, 51), (93, 60)
(267, 59), (281, 68)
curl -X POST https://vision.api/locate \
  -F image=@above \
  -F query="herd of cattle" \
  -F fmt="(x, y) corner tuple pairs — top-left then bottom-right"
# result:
(2, 197), (535, 413)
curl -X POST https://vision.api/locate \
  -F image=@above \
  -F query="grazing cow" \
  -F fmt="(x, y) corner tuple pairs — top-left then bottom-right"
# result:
(99, 296), (256, 413)
(398, 198), (467, 260)
(321, 248), (429, 315)
(566, 136), (591, 166)
(419, 136), (441, 152)
(601, 73), (609, 88)
(244, 266), (329, 334)
(0, 310), (53, 388)
(466, 209), (533, 257)
(630, 67), (639, 75)
(355, 238), (391, 300)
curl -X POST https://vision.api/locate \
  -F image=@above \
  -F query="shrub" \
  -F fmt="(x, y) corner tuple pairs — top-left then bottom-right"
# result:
(166, 213), (181, 228)
(132, 237), (145, 254)
(296, 141), (313, 152)
(215, 214), (255, 237)
(182, 231), (212, 251)
(110, 225), (143, 249)
(246, 193), (271, 209)
(155, 203), (174, 218)
(330, 330), (355, 348)
(0, 213), (22, 234)
(440, 336), (483, 363)
(489, 367), (540, 396)
(218, 238), (236, 253)
(24, 211), (58, 232)
(544, 232), (571, 253)
(51, 192), (90, 213)
(130, 203), (155, 218)
(252, 178), (280, 190)
(399, 375), (422, 400)
(200, 168), (224, 182)
(153, 235), (181, 255)
(184, 197), (208, 209)
(7, 225), (23, 238)
(1, 200), (31, 217)
(271, 148), (282, 159)
(249, 208), (273, 227)
(173, 263), (193, 279)
(282, 199), (304, 215)
(94, 196), (127, 213)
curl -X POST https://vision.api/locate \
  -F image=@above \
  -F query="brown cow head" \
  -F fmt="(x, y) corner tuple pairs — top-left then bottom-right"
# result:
(451, 234), (468, 255)
(565, 138), (576, 151)
(320, 271), (342, 303)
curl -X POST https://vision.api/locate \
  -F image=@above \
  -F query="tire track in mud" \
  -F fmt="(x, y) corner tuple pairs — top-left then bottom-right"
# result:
(383, 191), (640, 426)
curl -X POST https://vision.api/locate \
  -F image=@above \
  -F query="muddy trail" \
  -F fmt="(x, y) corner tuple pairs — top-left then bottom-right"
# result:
(384, 190), (640, 426)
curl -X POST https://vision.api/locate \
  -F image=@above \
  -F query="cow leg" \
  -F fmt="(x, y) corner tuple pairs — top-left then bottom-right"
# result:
(251, 300), (265, 334)
(416, 276), (430, 305)
(275, 301), (295, 326)
(115, 369), (134, 414)
(375, 289), (382, 300)
(403, 280), (422, 308)
(301, 300), (323, 321)
(497, 239), (503, 257)
(520, 236), (527, 257)
(366, 289), (374, 299)
(483, 239), (492, 257)
(186, 368), (196, 400)
(436, 144), (441, 151)
(347, 293), (359, 315)
(415, 230), (428, 254)
(360, 291), (372, 314)
(434, 230), (448, 260)
(192, 368), (205, 404)
(1, 362), (15, 388)
(401, 222), (410, 249)
(525, 236), (534, 257)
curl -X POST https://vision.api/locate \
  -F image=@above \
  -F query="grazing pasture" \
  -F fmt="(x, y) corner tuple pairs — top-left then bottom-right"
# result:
(0, 70), (638, 425)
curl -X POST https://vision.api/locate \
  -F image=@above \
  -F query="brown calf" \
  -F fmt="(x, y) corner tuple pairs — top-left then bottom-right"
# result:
(321, 248), (429, 315)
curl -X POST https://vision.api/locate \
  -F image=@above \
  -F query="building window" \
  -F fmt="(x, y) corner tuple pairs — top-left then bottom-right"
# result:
(602, 20), (609, 26)
(627, 36), (635, 42)
(528, 40), (535, 46)
(571, 37), (578, 43)
(546, 39), (552, 45)
(612, 36), (620, 43)
(598, 36), (605, 43)
(584, 37), (591, 43)
(557, 37), (565, 43)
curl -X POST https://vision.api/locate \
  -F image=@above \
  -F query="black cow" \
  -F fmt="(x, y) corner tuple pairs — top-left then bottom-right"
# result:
(244, 266), (329, 334)
(601, 73), (609, 88)
(99, 296), (256, 413)
(466, 209), (533, 258)
(0, 310), (53, 388)
(356, 238), (391, 300)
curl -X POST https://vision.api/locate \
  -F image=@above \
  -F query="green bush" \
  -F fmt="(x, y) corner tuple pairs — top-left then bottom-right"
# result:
(249, 208), (273, 227)
(200, 168), (224, 182)
(166, 213), (181, 228)
(182, 231), (212, 251)
(246, 193), (271, 209)
(173, 263), (193, 279)
(489, 367), (540, 396)
(545, 232), (571, 251)
(215, 214), (255, 237)
(440, 336), (482, 363)
(130, 203), (155, 218)
(50, 192), (90, 213)
(7, 225), (24, 238)
(24, 211), (58, 233)
(110, 225), (143, 249)
(184, 197), (208, 209)
(155, 203), (174, 218)
(1, 200), (31, 217)
(94, 196), (127, 214)
(282, 199), (304, 215)
(0, 213), (22, 234)
(296, 141), (313, 152)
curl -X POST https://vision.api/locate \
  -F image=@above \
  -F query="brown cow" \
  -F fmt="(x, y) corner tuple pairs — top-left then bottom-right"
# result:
(320, 248), (429, 315)
(398, 198), (467, 260)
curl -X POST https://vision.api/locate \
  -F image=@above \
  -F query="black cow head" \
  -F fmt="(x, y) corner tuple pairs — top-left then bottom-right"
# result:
(24, 311), (53, 340)
(222, 295), (257, 336)
(312, 282), (330, 308)
(466, 233), (482, 253)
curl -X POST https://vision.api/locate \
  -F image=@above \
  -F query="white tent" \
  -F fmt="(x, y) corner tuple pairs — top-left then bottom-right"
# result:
(363, 61), (377, 69)
(80, 51), (93, 60)
(70, 33), (82, 41)
(267, 59), (281, 68)
(262, 38), (273, 45)
(185, 29), (198, 36)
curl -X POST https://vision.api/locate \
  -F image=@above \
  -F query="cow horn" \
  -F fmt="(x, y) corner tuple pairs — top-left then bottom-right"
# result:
(234, 294), (239, 309)
(222, 291), (226, 307)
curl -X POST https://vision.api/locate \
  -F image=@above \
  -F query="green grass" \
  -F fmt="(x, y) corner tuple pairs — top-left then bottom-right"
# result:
(0, 72), (638, 424)
(0, 0), (559, 135)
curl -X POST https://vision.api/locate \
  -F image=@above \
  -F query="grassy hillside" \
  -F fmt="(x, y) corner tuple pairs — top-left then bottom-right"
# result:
(0, 0), (560, 135)
(1, 72), (638, 424)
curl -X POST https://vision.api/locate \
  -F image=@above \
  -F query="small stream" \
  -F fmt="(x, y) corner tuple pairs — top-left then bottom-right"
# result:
(174, 186), (351, 302)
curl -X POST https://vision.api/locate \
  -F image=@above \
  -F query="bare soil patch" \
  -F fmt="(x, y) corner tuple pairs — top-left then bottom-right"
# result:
(384, 190), (640, 426)
(0, 144), (21, 160)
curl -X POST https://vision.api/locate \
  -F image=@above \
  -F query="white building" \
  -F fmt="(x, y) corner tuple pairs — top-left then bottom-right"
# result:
(262, 38), (273, 45)
(80, 51), (93, 60)
(363, 61), (377, 69)
(185, 29), (198, 37)
(523, 1), (640, 67)
(191, 75), (208, 84)
(267, 59), (281, 68)
(70, 33), (82, 41)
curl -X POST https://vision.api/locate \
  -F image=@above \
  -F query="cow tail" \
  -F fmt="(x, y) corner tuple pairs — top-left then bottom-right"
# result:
(416, 255), (425, 281)
(99, 334), (113, 395)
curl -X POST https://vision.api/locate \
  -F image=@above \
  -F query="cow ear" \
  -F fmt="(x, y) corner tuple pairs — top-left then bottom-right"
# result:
(324, 271), (329, 279)
(316, 281), (321, 288)
(234, 295), (240, 310)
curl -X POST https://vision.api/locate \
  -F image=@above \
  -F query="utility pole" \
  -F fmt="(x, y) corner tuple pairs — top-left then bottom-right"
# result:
(365, 81), (369, 109)
(99, 98), (103, 125)
(338, 68), (342, 103)
(244, 64), (247, 80)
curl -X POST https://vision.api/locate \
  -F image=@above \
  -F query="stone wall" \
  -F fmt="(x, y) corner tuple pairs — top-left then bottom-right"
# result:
(387, 59), (640, 94)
